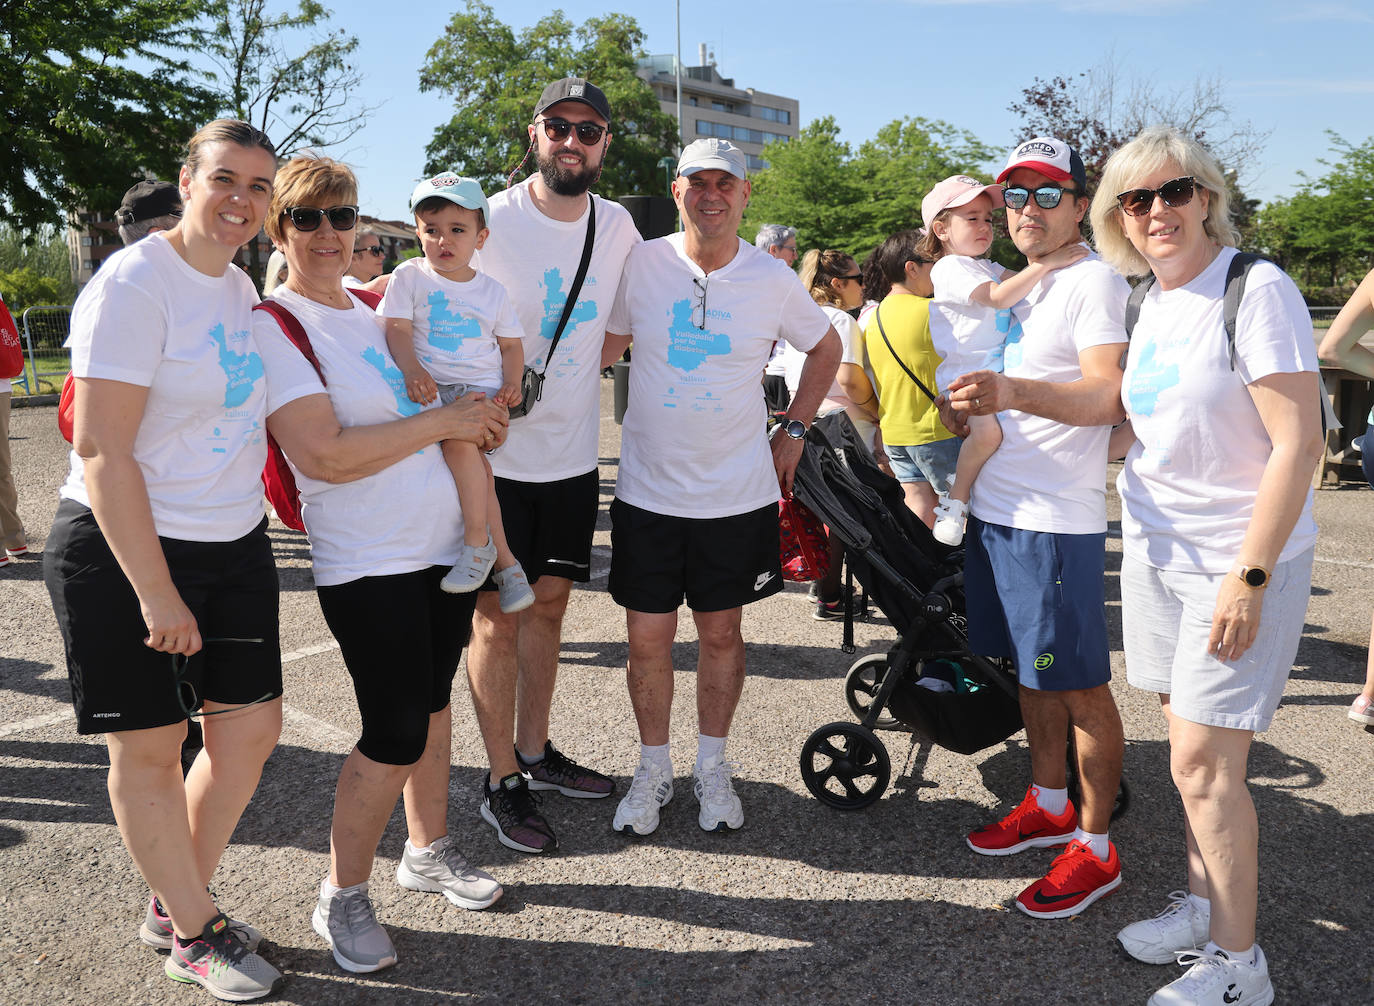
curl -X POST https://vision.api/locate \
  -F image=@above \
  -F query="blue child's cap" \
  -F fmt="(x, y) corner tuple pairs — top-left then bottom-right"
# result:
(410, 172), (490, 222)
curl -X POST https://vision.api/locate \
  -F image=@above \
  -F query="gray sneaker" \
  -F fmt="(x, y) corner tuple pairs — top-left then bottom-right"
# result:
(165, 913), (284, 1001)
(492, 564), (535, 613)
(396, 836), (503, 910)
(312, 882), (397, 974)
(140, 894), (262, 952)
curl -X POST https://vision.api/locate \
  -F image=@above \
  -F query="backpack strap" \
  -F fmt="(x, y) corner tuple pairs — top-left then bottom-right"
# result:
(351, 287), (383, 312)
(1123, 274), (1155, 339)
(255, 299), (325, 385)
(1223, 252), (1263, 371)
(874, 303), (938, 404)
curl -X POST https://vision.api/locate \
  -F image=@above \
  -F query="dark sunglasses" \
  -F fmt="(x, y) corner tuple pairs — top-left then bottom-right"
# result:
(835, 273), (862, 282)
(358, 244), (384, 256)
(536, 117), (607, 145)
(282, 204), (359, 232)
(1115, 176), (1196, 217)
(1002, 185), (1077, 211)
(691, 275), (709, 330)
(171, 637), (275, 720)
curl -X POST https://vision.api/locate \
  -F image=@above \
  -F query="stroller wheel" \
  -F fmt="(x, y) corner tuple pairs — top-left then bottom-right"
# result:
(800, 721), (891, 810)
(844, 654), (900, 730)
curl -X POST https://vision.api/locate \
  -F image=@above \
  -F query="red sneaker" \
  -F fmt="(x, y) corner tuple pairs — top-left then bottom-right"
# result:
(966, 785), (1077, 857)
(1016, 839), (1122, 919)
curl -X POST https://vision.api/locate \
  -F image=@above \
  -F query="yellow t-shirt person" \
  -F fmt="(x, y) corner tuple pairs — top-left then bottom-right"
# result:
(863, 292), (954, 447)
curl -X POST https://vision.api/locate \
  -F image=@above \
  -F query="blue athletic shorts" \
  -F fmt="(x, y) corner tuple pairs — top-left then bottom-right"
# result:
(964, 515), (1110, 692)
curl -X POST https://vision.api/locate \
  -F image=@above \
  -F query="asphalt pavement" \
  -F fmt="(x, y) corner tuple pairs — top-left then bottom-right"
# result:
(1, 381), (1371, 1005)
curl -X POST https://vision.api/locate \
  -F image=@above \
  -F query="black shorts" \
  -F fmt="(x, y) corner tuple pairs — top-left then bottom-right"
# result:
(317, 566), (476, 766)
(608, 498), (782, 613)
(43, 499), (281, 735)
(486, 469), (599, 585)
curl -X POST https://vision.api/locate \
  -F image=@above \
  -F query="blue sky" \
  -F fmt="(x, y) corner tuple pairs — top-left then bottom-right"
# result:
(318, 0), (1374, 222)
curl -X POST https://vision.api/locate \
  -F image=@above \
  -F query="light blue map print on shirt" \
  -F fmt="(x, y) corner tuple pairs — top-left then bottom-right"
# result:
(666, 299), (730, 374)
(1127, 339), (1180, 417)
(996, 308), (1024, 371)
(426, 290), (483, 353)
(210, 323), (265, 408)
(536, 267), (597, 365)
(361, 346), (421, 416)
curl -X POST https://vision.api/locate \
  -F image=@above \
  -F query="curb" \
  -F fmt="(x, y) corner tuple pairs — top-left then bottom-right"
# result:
(10, 395), (58, 409)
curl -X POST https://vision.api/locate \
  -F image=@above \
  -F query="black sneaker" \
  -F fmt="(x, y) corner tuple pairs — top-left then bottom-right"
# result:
(517, 741), (615, 799)
(813, 592), (863, 621)
(479, 773), (559, 854)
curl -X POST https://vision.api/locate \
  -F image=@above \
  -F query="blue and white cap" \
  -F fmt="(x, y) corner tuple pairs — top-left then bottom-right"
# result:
(409, 172), (490, 221)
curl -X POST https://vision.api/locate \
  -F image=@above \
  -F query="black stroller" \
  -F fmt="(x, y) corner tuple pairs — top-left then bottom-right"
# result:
(791, 413), (1127, 818)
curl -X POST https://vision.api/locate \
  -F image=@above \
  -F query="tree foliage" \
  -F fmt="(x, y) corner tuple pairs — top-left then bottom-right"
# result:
(199, 0), (373, 157)
(1255, 133), (1374, 301)
(419, 1), (680, 197)
(743, 116), (999, 260)
(0, 0), (219, 232)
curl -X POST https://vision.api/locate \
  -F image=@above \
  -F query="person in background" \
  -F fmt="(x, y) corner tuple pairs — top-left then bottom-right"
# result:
(0, 291), (27, 569)
(1318, 269), (1374, 728)
(263, 249), (289, 295)
(1092, 125), (1322, 1005)
(756, 223), (799, 414)
(343, 226), (388, 294)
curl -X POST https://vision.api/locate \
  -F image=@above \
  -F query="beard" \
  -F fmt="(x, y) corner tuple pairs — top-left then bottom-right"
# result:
(536, 146), (602, 196)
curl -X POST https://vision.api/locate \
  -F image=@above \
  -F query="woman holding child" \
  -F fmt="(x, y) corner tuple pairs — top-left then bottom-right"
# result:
(255, 155), (509, 974)
(1090, 126), (1322, 1006)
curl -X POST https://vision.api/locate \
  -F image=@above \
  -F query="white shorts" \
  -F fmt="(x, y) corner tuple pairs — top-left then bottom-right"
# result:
(1120, 548), (1313, 732)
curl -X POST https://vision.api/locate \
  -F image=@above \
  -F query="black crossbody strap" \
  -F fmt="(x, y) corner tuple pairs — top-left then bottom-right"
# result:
(541, 195), (596, 376)
(874, 303), (938, 404)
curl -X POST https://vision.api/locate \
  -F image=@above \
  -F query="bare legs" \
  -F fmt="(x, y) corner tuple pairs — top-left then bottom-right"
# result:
(467, 575), (573, 784)
(441, 440), (517, 569)
(1020, 683), (1124, 833)
(624, 607), (745, 744)
(901, 481), (939, 528)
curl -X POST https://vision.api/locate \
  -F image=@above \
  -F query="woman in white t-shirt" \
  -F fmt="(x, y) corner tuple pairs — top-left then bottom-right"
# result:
(255, 156), (510, 974)
(42, 119), (287, 1000)
(1091, 126), (1324, 1006)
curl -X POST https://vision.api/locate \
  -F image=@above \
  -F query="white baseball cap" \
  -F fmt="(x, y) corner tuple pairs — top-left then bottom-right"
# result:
(677, 138), (747, 180)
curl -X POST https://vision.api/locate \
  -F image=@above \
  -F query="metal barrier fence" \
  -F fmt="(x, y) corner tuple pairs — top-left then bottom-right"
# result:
(1311, 306), (1341, 328)
(15, 304), (71, 395)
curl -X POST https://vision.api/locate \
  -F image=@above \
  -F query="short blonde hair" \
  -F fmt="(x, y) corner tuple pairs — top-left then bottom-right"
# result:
(1089, 125), (1240, 277)
(264, 155), (359, 244)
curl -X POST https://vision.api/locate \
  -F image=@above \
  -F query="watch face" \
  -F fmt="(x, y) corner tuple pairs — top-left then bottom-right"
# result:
(786, 420), (806, 440)
(1243, 567), (1267, 587)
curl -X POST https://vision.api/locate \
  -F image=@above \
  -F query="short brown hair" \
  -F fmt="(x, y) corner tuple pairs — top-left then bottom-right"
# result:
(265, 155), (359, 244)
(185, 119), (276, 178)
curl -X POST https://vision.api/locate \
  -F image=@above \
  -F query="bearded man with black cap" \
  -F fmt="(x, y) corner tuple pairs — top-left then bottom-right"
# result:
(465, 77), (642, 856)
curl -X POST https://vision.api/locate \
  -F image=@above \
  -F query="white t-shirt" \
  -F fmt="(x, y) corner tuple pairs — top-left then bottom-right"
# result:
(379, 258), (522, 389)
(970, 252), (1129, 534)
(609, 234), (832, 518)
(60, 234), (270, 542)
(253, 287), (465, 586)
(1118, 248), (1318, 572)
(474, 179), (641, 481)
(929, 255), (1018, 393)
(342, 273), (366, 290)
(783, 303), (861, 412)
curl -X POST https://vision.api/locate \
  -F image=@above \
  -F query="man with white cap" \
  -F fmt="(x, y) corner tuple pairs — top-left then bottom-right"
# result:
(466, 77), (643, 856)
(940, 137), (1130, 919)
(600, 138), (841, 837)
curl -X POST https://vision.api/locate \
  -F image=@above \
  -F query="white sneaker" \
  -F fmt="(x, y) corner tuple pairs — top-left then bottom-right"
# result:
(1118, 890), (1210, 964)
(931, 497), (967, 546)
(1148, 945), (1273, 1006)
(396, 836), (502, 910)
(612, 760), (674, 836)
(693, 755), (744, 832)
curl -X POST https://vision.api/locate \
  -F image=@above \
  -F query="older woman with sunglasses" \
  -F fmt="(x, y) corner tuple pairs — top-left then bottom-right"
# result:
(1089, 126), (1323, 1006)
(253, 155), (509, 976)
(343, 226), (388, 293)
(43, 119), (286, 1001)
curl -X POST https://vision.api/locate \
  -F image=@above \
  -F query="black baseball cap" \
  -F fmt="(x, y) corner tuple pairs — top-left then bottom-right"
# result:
(533, 77), (611, 123)
(117, 180), (182, 226)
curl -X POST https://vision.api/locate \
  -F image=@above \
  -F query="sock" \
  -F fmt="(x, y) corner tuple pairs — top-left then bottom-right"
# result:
(1187, 892), (1211, 917)
(1204, 941), (1257, 967)
(321, 877), (344, 899)
(1072, 828), (1111, 861)
(641, 742), (671, 770)
(516, 743), (546, 765)
(696, 734), (726, 769)
(1032, 784), (1068, 816)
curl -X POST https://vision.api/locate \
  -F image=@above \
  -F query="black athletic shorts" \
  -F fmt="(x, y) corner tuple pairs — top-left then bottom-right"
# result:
(608, 498), (782, 613)
(316, 566), (476, 766)
(486, 469), (599, 586)
(44, 499), (281, 735)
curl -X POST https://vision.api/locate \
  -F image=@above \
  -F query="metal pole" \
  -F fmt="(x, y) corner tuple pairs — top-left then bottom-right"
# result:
(675, 0), (682, 153)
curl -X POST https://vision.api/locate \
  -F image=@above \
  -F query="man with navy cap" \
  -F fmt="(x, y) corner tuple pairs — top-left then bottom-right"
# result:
(466, 77), (643, 855)
(941, 136), (1130, 920)
(599, 138), (840, 839)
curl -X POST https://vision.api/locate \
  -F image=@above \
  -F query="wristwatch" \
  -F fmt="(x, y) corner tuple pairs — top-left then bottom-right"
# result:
(1235, 565), (1270, 589)
(784, 419), (808, 441)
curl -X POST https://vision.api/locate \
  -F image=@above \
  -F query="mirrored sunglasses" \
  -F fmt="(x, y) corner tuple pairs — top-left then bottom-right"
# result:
(1002, 185), (1076, 211)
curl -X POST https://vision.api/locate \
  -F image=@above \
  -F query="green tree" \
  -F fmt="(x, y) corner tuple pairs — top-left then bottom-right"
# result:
(0, 224), (78, 304)
(0, 267), (64, 317)
(0, 0), (219, 232)
(199, 0), (372, 157)
(419, 1), (680, 197)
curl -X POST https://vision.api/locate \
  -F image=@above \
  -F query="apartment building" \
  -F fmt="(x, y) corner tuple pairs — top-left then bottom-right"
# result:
(637, 46), (799, 173)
